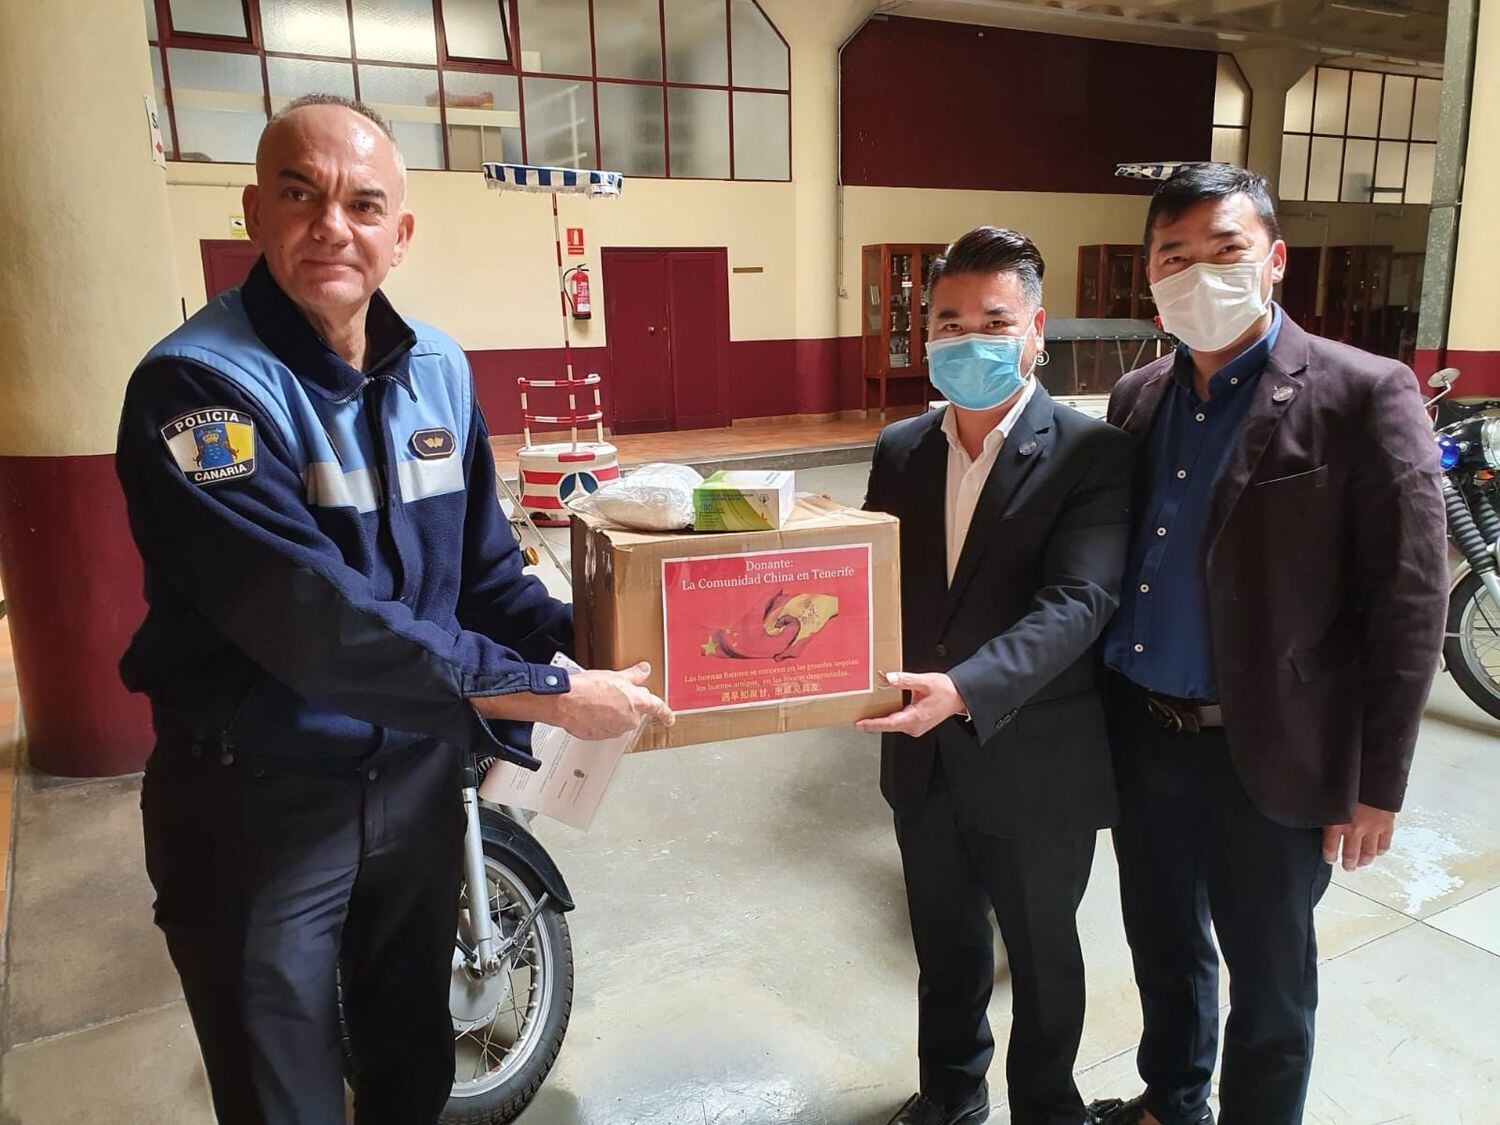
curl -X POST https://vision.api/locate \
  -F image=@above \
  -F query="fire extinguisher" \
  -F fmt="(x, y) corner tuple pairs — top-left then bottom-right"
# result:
(565, 265), (591, 320)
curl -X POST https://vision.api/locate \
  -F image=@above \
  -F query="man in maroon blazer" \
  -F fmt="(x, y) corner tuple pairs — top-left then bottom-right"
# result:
(1088, 165), (1448, 1125)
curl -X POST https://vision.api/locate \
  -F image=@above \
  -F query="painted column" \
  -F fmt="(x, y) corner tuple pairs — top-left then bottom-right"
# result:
(1421, 0), (1498, 394)
(764, 0), (872, 415)
(0, 0), (181, 774)
(1233, 46), (1320, 190)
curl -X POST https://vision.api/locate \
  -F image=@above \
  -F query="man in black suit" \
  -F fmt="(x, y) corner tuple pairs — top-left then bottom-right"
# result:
(860, 227), (1134, 1125)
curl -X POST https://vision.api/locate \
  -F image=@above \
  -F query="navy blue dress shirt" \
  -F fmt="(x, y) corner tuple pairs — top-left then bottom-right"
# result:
(1104, 305), (1283, 700)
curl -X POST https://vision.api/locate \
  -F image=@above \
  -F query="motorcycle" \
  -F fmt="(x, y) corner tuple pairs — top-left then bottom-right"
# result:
(1428, 367), (1500, 720)
(441, 755), (575, 1124)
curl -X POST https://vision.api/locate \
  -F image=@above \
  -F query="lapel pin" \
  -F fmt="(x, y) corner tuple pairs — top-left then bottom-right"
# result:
(1018, 440), (1037, 456)
(1273, 385), (1295, 403)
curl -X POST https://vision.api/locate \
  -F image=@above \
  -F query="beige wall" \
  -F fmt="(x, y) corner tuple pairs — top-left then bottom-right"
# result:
(167, 167), (800, 350)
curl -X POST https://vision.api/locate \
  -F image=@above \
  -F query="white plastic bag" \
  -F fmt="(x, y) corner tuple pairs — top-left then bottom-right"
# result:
(569, 462), (704, 531)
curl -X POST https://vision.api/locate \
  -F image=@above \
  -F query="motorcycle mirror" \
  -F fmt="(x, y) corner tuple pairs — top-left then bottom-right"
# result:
(1429, 367), (1461, 389)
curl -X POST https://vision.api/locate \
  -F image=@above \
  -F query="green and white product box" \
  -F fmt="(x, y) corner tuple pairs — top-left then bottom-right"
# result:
(691, 470), (796, 532)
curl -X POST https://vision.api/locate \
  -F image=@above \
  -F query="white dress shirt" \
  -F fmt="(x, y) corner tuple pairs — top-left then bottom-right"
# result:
(941, 377), (1038, 585)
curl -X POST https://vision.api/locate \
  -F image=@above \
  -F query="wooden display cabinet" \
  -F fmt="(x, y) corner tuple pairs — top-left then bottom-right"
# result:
(861, 243), (947, 417)
(1076, 245), (1156, 320)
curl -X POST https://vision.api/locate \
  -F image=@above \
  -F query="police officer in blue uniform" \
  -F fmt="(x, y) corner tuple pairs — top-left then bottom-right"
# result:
(116, 95), (671, 1125)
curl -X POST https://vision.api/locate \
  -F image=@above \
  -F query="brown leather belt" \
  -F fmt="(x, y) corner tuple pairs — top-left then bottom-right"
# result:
(1144, 693), (1223, 733)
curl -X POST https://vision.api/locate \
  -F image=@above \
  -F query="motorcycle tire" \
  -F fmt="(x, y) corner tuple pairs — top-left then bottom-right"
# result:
(1444, 570), (1500, 722)
(440, 849), (575, 1125)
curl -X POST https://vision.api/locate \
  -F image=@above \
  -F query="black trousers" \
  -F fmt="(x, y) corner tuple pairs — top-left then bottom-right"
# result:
(895, 761), (1097, 1125)
(141, 740), (465, 1125)
(1106, 677), (1332, 1125)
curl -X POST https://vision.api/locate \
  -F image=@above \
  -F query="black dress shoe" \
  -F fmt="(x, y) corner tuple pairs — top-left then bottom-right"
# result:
(885, 1084), (989, 1125)
(1085, 1095), (1214, 1125)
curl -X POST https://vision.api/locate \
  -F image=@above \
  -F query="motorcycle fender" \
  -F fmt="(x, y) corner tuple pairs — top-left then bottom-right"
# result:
(1451, 558), (1471, 592)
(478, 805), (576, 912)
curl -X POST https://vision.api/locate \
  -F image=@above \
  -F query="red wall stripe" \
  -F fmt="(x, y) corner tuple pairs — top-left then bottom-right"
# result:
(1415, 349), (1500, 399)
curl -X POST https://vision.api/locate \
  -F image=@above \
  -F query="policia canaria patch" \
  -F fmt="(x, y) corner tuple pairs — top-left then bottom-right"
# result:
(160, 409), (257, 485)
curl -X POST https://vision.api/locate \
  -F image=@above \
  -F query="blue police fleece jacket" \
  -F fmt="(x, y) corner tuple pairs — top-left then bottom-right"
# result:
(115, 258), (573, 771)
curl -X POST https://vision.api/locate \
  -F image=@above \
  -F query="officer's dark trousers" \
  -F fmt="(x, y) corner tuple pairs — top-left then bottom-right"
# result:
(1106, 679), (1332, 1125)
(895, 761), (1097, 1125)
(142, 740), (465, 1125)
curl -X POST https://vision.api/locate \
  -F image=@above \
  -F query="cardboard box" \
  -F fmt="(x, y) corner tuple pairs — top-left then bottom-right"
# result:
(692, 470), (796, 531)
(572, 497), (903, 750)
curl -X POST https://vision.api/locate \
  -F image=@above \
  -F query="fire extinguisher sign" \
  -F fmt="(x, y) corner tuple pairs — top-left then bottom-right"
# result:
(566, 227), (585, 255)
(661, 544), (874, 713)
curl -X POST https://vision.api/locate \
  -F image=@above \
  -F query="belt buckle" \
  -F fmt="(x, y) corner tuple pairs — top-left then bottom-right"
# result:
(1146, 696), (1185, 733)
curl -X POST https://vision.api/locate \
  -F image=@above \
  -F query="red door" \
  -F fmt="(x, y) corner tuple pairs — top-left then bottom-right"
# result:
(603, 248), (730, 435)
(200, 239), (261, 301)
(602, 252), (674, 434)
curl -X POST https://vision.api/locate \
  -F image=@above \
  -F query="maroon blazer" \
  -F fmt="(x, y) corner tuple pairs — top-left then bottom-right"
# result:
(1108, 314), (1448, 826)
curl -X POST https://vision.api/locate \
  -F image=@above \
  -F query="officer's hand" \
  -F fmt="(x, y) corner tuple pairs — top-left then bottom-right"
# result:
(854, 671), (966, 738)
(551, 662), (674, 740)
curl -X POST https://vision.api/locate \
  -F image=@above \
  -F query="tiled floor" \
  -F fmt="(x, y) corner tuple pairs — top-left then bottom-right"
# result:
(489, 414), (901, 480)
(1, 464), (1498, 1123)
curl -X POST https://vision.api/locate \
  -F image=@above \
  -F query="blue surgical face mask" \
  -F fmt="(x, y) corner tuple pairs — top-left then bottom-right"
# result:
(926, 329), (1036, 410)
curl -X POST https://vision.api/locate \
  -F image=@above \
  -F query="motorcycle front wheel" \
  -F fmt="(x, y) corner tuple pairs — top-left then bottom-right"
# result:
(1445, 570), (1500, 721)
(441, 847), (574, 1124)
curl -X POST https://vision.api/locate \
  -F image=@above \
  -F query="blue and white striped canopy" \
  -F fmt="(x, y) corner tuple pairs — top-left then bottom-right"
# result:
(482, 163), (624, 197)
(1115, 161), (1202, 182)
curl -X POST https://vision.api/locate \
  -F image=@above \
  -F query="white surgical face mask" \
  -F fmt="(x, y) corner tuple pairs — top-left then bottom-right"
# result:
(1149, 251), (1274, 353)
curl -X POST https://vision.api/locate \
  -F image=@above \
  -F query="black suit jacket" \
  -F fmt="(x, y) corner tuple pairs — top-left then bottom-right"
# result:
(1109, 315), (1448, 826)
(864, 387), (1134, 837)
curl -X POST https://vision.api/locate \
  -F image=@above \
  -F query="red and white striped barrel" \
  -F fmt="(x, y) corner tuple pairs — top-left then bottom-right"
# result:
(517, 441), (621, 527)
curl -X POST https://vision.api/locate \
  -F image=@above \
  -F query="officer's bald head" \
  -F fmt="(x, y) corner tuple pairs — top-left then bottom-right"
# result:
(244, 94), (415, 340)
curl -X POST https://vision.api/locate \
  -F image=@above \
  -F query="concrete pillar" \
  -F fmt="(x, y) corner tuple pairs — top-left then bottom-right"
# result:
(0, 0), (181, 774)
(762, 0), (872, 415)
(1233, 46), (1321, 189)
(1429, 0), (1500, 394)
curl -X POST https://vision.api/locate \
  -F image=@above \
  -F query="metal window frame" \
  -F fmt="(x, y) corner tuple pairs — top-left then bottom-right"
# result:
(1278, 63), (1442, 205)
(149, 0), (790, 180)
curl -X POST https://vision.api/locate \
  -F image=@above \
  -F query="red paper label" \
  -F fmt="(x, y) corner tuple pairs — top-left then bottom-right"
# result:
(661, 544), (874, 714)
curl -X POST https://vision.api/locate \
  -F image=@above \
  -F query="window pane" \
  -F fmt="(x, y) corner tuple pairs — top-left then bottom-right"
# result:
(1347, 71), (1382, 137)
(730, 0), (788, 90)
(1279, 134), (1309, 201)
(1312, 68), (1349, 134)
(1284, 68), (1315, 133)
(357, 64), (443, 168)
(665, 0), (728, 85)
(1211, 127), (1245, 165)
(518, 0), (592, 75)
(1213, 56), (1249, 128)
(1341, 137), (1376, 202)
(1380, 75), (1414, 138)
(668, 86), (729, 177)
(169, 0), (248, 38)
(1375, 140), (1408, 197)
(353, 0), (436, 64)
(444, 70), (521, 170)
(1406, 143), (1435, 205)
(145, 0), (159, 39)
(1307, 135), (1342, 201)
(594, 0), (663, 81)
(150, 48), (176, 157)
(166, 49), (265, 162)
(598, 81), (665, 175)
(443, 0), (509, 61)
(261, 0), (352, 56)
(267, 57), (355, 111)
(523, 76), (598, 168)
(732, 90), (788, 179)
(1412, 78), (1441, 142)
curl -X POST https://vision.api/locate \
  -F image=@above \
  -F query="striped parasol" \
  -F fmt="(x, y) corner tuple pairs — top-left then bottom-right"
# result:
(1115, 161), (1203, 182)
(482, 162), (624, 197)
